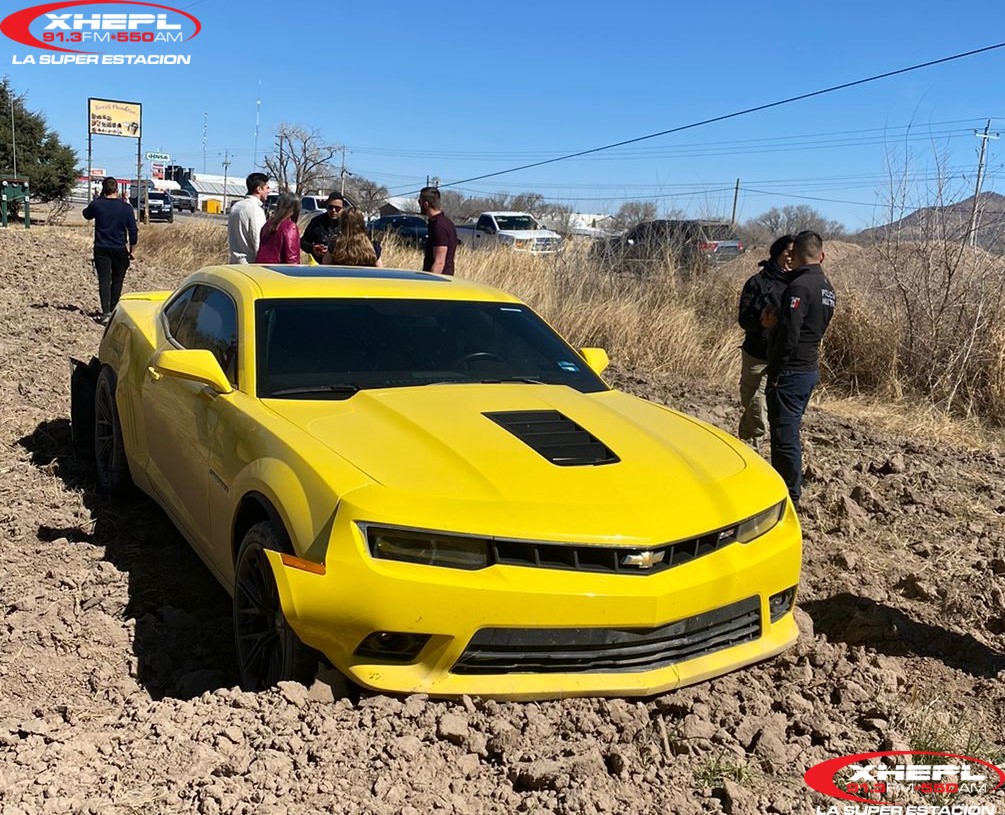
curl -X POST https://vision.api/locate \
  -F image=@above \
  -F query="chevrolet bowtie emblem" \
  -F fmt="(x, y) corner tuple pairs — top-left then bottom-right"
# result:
(622, 550), (665, 569)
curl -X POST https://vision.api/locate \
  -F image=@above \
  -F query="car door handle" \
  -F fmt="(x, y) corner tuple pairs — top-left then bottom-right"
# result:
(146, 366), (162, 382)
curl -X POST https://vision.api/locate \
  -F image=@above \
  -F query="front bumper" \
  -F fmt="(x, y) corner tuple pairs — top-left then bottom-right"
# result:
(266, 503), (801, 699)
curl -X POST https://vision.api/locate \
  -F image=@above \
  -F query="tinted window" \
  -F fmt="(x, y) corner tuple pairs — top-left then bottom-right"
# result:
(164, 287), (195, 337)
(702, 223), (738, 240)
(256, 298), (607, 398)
(173, 285), (239, 385)
(476, 215), (494, 231)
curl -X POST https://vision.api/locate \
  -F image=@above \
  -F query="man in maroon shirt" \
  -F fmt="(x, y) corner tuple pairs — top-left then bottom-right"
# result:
(418, 186), (457, 275)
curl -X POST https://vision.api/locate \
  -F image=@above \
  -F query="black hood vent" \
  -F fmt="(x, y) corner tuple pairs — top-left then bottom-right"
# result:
(484, 410), (619, 466)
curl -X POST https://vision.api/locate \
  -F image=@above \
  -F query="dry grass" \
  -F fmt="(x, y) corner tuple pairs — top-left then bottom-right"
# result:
(135, 220), (1005, 431)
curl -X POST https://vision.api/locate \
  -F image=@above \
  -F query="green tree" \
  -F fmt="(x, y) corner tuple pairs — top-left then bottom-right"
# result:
(0, 77), (77, 204)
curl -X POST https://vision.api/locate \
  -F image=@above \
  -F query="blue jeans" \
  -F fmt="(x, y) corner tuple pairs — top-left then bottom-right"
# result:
(767, 369), (819, 504)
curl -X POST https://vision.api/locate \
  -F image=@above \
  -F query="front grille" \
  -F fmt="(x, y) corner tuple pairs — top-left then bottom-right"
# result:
(491, 523), (735, 575)
(451, 596), (761, 674)
(484, 410), (619, 466)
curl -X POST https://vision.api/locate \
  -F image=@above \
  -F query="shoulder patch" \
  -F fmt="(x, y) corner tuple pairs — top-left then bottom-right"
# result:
(789, 296), (801, 309)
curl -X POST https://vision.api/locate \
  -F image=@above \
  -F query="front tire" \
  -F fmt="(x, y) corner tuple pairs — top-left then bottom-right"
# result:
(233, 521), (318, 691)
(94, 366), (131, 494)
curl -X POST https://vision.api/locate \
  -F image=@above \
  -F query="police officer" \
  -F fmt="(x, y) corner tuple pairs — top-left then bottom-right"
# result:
(737, 234), (795, 448)
(766, 230), (836, 507)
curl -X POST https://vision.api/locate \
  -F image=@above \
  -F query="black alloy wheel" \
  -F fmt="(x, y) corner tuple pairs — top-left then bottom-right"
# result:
(94, 366), (131, 494)
(233, 521), (317, 691)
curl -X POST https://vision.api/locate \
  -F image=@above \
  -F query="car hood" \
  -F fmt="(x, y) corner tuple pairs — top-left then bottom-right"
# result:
(265, 384), (762, 543)
(499, 230), (560, 239)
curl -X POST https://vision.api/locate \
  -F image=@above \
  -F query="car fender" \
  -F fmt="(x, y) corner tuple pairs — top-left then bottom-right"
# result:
(229, 456), (337, 562)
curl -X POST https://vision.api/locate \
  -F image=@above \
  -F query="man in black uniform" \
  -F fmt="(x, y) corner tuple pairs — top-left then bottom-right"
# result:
(766, 230), (836, 507)
(300, 193), (345, 263)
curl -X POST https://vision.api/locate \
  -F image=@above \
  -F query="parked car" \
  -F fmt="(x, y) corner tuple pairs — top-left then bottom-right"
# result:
(169, 189), (197, 213)
(71, 263), (799, 697)
(129, 191), (174, 223)
(367, 214), (428, 249)
(455, 211), (562, 253)
(591, 220), (744, 269)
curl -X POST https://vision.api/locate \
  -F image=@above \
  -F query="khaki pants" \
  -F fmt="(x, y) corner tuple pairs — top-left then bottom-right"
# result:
(738, 350), (768, 448)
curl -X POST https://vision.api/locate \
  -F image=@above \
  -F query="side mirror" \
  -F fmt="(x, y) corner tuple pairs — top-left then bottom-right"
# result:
(579, 347), (610, 375)
(151, 349), (232, 394)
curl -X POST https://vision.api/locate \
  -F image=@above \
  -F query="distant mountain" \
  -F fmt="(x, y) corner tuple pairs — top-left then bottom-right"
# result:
(857, 192), (1005, 252)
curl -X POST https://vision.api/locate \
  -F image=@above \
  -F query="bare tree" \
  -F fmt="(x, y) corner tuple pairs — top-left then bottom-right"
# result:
(613, 201), (657, 230)
(740, 205), (847, 247)
(343, 175), (388, 215)
(263, 124), (339, 196)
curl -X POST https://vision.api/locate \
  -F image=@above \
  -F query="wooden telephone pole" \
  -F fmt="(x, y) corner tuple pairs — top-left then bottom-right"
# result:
(969, 119), (999, 248)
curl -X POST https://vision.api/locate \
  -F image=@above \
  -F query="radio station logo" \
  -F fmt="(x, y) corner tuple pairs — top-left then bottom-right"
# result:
(3, 1), (200, 66)
(805, 750), (1005, 810)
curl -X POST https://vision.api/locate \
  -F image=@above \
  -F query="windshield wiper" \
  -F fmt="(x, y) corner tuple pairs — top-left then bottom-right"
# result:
(267, 384), (361, 398)
(480, 377), (547, 384)
(421, 377), (547, 386)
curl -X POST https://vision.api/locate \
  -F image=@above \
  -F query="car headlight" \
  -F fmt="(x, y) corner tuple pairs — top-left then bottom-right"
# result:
(717, 501), (785, 545)
(514, 239), (530, 249)
(366, 526), (490, 570)
(499, 234), (515, 244)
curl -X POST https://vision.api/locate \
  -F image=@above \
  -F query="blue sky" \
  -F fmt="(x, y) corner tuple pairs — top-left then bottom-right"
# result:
(5, 0), (1005, 229)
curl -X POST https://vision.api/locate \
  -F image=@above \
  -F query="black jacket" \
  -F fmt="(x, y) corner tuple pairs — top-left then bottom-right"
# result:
(300, 213), (341, 262)
(767, 264), (836, 378)
(737, 260), (789, 360)
(83, 196), (138, 250)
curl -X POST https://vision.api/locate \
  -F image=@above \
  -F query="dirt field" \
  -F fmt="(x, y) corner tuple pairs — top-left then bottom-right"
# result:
(1, 226), (1003, 814)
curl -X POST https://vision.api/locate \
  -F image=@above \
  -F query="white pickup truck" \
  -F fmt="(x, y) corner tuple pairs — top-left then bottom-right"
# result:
(455, 211), (563, 253)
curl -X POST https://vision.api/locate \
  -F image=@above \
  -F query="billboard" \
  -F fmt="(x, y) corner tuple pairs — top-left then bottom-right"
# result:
(88, 98), (141, 138)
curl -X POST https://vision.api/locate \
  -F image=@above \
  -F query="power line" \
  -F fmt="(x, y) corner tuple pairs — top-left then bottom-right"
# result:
(390, 40), (1005, 193)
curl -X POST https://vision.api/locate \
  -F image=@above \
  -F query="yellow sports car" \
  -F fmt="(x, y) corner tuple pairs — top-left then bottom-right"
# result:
(72, 264), (801, 698)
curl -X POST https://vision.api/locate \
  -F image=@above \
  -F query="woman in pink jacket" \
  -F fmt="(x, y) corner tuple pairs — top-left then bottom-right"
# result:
(256, 192), (301, 264)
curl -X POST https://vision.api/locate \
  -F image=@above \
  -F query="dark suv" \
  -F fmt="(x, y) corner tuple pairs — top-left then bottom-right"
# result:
(129, 191), (174, 222)
(367, 215), (428, 249)
(169, 189), (196, 213)
(591, 220), (744, 269)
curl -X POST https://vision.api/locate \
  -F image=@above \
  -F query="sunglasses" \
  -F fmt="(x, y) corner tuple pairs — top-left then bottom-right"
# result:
(327, 205), (343, 211)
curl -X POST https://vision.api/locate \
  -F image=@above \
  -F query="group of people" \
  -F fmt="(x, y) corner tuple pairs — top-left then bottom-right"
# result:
(81, 173), (834, 507)
(737, 230), (836, 508)
(225, 173), (458, 275)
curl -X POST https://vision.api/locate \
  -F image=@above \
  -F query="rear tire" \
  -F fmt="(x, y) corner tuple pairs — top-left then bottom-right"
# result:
(94, 366), (132, 494)
(233, 521), (318, 691)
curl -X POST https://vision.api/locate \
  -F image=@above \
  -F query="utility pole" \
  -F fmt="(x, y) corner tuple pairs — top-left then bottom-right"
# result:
(202, 111), (208, 174)
(730, 178), (740, 227)
(969, 119), (999, 248)
(222, 149), (231, 213)
(338, 146), (351, 196)
(253, 80), (261, 169)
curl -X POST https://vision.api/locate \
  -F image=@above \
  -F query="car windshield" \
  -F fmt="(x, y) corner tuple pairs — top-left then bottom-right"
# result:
(256, 298), (607, 398)
(397, 217), (426, 228)
(494, 215), (538, 231)
(148, 193), (167, 201)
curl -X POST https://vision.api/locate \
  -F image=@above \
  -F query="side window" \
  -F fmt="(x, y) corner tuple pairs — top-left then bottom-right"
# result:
(164, 287), (196, 338)
(172, 285), (239, 385)
(476, 214), (494, 232)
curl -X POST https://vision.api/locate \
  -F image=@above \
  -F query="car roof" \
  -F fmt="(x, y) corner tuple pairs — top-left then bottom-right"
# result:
(187, 264), (522, 302)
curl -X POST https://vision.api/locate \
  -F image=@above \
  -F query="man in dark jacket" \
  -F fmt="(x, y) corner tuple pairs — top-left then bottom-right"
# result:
(301, 193), (344, 263)
(83, 176), (138, 325)
(736, 235), (794, 448)
(766, 230), (836, 507)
